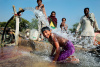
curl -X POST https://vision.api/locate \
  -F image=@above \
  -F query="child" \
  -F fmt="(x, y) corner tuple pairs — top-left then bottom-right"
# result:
(48, 11), (57, 29)
(35, 0), (47, 18)
(60, 18), (68, 32)
(41, 27), (77, 63)
(35, 0), (47, 41)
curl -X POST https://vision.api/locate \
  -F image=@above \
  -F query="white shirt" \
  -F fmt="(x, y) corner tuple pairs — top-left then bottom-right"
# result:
(77, 14), (95, 36)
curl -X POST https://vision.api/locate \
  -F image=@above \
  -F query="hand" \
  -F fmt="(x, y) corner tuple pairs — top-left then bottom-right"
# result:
(52, 61), (56, 63)
(40, 4), (44, 8)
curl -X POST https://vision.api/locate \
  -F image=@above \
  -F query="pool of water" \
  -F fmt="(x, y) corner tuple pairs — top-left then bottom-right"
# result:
(0, 41), (100, 67)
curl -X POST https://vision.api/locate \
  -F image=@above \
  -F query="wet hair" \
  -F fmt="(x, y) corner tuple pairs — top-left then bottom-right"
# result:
(37, 0), (42, 2)
(62, 18), (66, 21)
(51, 11), (56, 15)
(41, 26), (50, 33)
(84, 8), (89, 12)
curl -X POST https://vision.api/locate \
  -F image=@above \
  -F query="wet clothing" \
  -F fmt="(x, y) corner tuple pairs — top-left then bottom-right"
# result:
(57, 40), (75, 61)
(48, 16), (57, 28)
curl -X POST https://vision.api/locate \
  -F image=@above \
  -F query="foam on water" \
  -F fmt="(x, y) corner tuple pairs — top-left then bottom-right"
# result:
(74, 51), (100, 66)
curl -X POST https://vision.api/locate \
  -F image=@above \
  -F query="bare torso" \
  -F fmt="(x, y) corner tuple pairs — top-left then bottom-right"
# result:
(48, 33), (68, 47)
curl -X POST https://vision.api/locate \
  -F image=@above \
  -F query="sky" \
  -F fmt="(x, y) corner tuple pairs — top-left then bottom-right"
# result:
(0, 0), (100, 29)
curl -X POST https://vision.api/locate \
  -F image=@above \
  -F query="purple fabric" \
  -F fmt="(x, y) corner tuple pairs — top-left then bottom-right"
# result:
(57, 40), (75, 61)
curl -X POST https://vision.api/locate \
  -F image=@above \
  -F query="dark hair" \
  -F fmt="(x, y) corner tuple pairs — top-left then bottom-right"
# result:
(84, 8), (89, 12)
(37, 0), (42, 2)
(51, 11), (56, 15)
(62, 18), (66, 21)
(41, 26), (50, 33)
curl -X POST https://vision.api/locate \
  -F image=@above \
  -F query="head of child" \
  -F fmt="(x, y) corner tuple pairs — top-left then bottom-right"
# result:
(41, 27), (51, 39)
(51, 11), (56, 17)
(62, 18), (66, 23)
(37, 0), (42, 6)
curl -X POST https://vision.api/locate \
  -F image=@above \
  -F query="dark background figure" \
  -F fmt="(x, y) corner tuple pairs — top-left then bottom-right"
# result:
(48, 11), (57, 29)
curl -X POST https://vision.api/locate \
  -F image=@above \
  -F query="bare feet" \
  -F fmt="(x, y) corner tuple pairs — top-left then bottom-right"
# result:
(66, 56), (79, 64)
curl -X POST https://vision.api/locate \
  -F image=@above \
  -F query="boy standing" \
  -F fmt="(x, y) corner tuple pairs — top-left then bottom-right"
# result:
(35, 0), (47, 41)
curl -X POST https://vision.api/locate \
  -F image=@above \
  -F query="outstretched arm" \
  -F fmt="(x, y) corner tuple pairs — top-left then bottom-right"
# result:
(94, 18), (99, 31)
(76, 18), (83, 33)
(42, 6), (47, 19)
(53, 42), (60, 62)
(50, 34), (60, 62)
(50, 46), (55, 56)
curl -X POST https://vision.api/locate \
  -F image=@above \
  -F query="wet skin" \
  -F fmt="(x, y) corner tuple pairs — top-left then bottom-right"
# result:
(43, 30), (68, 61)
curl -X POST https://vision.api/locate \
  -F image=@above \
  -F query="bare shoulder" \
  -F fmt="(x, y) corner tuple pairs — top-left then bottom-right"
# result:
(52, 33), (58, 42)
(35, 6), (38, 9)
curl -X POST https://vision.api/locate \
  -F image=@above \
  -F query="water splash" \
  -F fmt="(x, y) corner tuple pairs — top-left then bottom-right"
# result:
(23, 7), (100, 66)
(24, 7), (97, 48)
(24, 7), (49, 27)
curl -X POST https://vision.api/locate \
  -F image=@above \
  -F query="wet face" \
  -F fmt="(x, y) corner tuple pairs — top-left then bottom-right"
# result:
(62, 19), (66, 23)
(37, 0), (42, 6)
(84, 9), (89, 16)
(51, 13), (55, 17)
(43, 30), (51, 39)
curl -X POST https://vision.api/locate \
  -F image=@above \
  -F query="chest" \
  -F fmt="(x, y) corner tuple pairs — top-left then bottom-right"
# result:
(82, 17), (91, 25)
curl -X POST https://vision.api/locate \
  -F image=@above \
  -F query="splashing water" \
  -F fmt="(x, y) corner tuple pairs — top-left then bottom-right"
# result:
(24, 7), (98, 48)
(23, 7), (100, 66)
(24, 7), (49, 27)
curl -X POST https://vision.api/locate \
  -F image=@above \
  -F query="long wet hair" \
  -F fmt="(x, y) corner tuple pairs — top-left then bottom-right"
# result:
(41, 26), (50, 33)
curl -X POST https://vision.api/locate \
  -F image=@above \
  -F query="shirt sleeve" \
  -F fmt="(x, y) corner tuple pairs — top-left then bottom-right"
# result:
(76, 17), (83, 32)
(94, 18), (99, 31)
